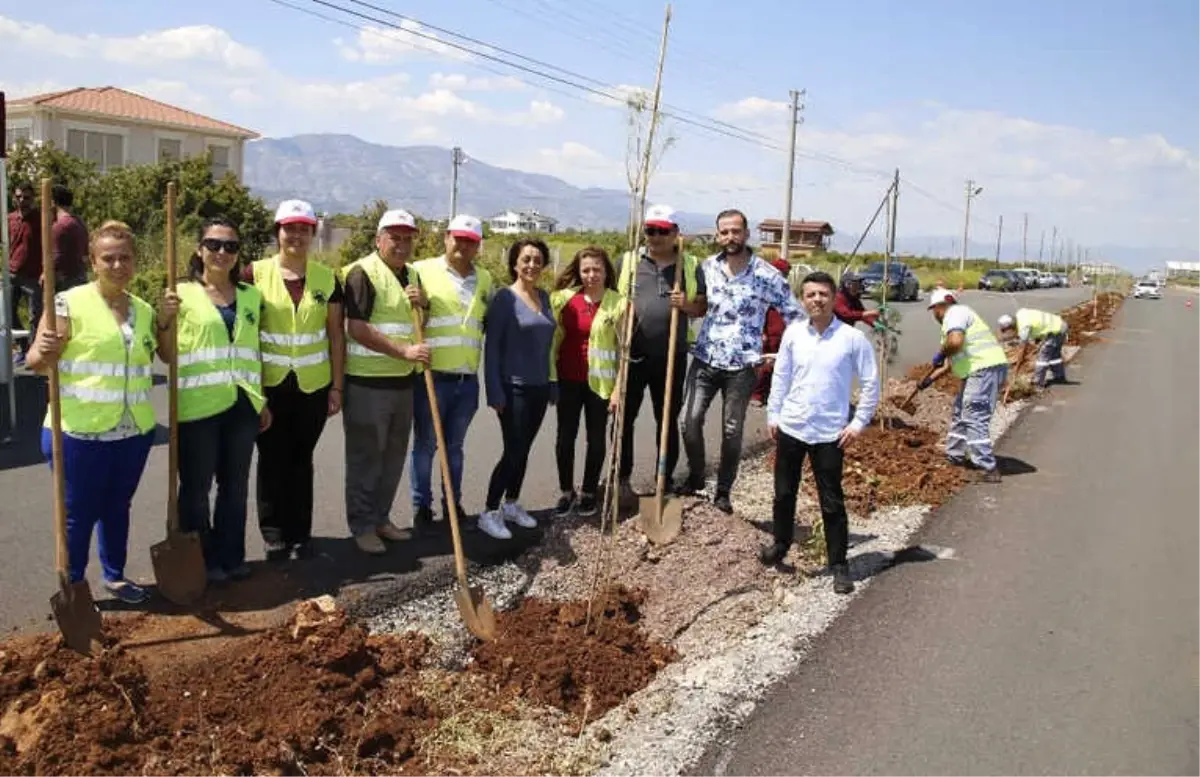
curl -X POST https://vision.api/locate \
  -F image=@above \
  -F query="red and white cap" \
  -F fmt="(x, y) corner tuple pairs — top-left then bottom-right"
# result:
(644, 204), (678, 229)
(927, 288), (957, 309)
(447, 214), (483, 242)
(377, 209), (417, 232)
(274, 199), (318, 226)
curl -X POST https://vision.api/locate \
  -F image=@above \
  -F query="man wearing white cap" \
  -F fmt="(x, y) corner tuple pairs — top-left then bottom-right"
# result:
(410, 214), (493, 525)
(340, 209), (432, 554)
(614, 204), (707, 503)
(921, 289), (1009, 482)
(996, 308), (1068, 388)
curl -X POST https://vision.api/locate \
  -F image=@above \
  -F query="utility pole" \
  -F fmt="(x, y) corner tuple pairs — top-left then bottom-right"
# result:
(1021, 213), (1028, 264)
(960, 179), (983, 273)
(1037, 229), (1045, 265)
(778, 89), (805, 263)
(449, 146), (466, 219)
(994, 214), (1004, 267)
(1049, 226), (1058, 271)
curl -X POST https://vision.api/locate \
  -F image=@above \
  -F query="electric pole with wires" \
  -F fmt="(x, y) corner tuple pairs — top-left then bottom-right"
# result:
(778, 88), (805, 262)
(449, 146), (466, 219)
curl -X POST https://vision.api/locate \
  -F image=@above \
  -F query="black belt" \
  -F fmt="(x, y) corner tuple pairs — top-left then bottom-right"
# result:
(431, 371), (476, 383)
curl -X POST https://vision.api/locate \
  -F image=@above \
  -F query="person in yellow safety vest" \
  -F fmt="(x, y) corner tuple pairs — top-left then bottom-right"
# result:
(157, 217), (272, 585)
(242, 199), (345, 561)
(340, 209), (431, 555)
(409, 214), (492, 526)
(549, 246), (624, 520)
(613, 204), (707, 506)
(997, 309), (1068, 388)
(920, 289), (1010, 482)
(27, 220), (179, 605)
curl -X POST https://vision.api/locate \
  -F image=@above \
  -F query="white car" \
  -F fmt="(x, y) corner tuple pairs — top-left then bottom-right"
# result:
(1133, 281), (1161, 299)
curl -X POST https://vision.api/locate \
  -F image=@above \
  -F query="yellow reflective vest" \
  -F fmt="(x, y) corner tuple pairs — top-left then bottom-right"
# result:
(175, 282), (266, 422)
(253, 256), (335, 393)
(942, 304), (1009, 379)
(1014, 308), (1065, 342)
(341, 252), (419, 378)
(412, 256), (493, 373)
(617, 250), (701, 344)
(47, 284), (157, 435)
(550, 287), (623, 399)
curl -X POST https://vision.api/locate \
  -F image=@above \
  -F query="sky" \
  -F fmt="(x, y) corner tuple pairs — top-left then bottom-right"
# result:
(1, 0), (1197, 263)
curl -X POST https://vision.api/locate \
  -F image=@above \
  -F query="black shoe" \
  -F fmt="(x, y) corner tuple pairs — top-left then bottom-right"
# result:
(832, 564), (854, 594)
(576, 492), (598, 517)
(413, 506), (435, 535)
(443, 502), (470, 520)
(713, 492), (734, 514)
(973, 468), (1002, 484)
(553, 491), (576, 518)
(292, 540), (314, 560)
(264, 540), (290, 562)
(758, 541), (789, 566)
(226, 563), (252, 581)
(676, 475), (706, 496)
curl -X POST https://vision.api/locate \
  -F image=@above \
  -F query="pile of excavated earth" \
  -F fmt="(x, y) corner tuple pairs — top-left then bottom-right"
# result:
(0, 290), (1125, 776)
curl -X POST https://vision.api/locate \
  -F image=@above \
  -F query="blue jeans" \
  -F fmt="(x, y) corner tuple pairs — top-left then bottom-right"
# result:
(178, 393), (260, 571)
(411, 374), (479, 510)
(1034, 328), (1068, 387)
(41, 429), (154, 583)
(946, 364), (1007, 472)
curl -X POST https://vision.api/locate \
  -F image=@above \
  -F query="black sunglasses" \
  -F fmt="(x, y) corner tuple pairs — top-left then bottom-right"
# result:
(201, 238), (241, 254)
(645, 226), (674, 237)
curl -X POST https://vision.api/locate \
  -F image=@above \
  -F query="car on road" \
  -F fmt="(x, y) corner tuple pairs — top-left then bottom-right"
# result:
(979, 269), (1022, 292)
(1038, 271), (1058, 287)
(1012, 267), (1043, 288)
(860, 261), (921, 301)
(1132, 280), (1162, 299)
(1056, 273), (1070, 287)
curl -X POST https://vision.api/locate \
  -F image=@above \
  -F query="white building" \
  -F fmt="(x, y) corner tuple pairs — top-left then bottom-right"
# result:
(487, 209), (558, 235)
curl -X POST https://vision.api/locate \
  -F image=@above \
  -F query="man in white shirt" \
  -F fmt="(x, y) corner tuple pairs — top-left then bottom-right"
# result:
(761, 271), (879, 595)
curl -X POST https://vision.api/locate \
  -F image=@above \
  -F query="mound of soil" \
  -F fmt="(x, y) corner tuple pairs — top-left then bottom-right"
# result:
(470, 586), (676, 721)
(1062, 292), (1124, 345)
(836, 426), (968, 512)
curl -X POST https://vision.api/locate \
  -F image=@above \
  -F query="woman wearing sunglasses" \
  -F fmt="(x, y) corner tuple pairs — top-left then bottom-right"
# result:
(157, 218), (270, 583)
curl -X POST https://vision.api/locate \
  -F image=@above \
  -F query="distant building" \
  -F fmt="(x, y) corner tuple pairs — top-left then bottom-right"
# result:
(1166, 261), (1200, 279)
(756, 219), (834, 258)
(5, 86), (258, 181)
(488, 209), (558, 235)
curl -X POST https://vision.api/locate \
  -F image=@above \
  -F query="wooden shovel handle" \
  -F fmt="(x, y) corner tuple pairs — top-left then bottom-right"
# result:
(654, 237), (685, 495)
(41, 179), (68, 580)
(165, 182), (181, 533)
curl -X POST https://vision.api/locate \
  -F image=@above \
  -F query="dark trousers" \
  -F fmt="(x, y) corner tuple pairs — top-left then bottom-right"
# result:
(486, 383), (550, 510)
(343, 382), (413, 536)
(772, 431), (849, 566)
(256, 376), (329, 546)
(42, 429), (154, 582)
(680, 359), (757, 494)
(556, 379), (609, 495)
(619, 354), (686, 482)
(12, 276), (41, 355)
(178, 392), (260, 571)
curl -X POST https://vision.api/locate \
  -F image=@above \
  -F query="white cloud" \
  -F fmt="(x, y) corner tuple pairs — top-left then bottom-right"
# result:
(336, 21), (473, 63)
(712, 96), (790, 121)
(502, 141), (624, 188)
(428, 72), (525, 91)
(126, 79), (213, 113)
(587, 83), (652, 109)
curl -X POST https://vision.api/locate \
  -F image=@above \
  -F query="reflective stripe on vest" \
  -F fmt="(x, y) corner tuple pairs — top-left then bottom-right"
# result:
(46, 284), (157, 434)
(412, 257), (493, 373)
(175, 282), (266, 422)
(1015, 308), (1064, 341)
(617, 250), (700, 344)
(943, 304), (1009, 378)
(550, 287), (624, 399)
(341, 253), (420, 378)
(253, 257), (335, 392)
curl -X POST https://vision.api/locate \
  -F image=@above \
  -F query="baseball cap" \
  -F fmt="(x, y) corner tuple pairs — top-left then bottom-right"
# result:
(997, 314), (1015, 329)
(447, 214), (483, 242)
(927, 288), (957, 309)
(377, 209), (417, 233)
(644, 204), (678, 229)
(274, 199), (318, 226)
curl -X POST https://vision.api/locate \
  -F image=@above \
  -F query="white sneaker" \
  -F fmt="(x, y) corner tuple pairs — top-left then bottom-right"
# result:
(501, 501), (538, 529)
(477, 510), (513, 539)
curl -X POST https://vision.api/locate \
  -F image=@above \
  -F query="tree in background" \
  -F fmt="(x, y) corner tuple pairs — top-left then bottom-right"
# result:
(336, 199), (450, 269)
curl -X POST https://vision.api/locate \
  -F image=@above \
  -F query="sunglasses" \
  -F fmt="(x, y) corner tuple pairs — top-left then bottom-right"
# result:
(645, 226), (674, 237)
(201, 238), (241, 254)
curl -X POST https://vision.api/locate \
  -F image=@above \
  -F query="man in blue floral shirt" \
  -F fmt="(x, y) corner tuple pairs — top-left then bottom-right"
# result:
(680, 209), (805, 513)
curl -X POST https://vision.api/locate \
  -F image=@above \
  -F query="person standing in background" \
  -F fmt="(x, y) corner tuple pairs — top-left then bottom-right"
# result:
(49, 184), (90, 291)
(244, 199), (345, 560)
(479, 238), (556, 539)
(7, 181), (41, 366)
(750, 257), (793, 406)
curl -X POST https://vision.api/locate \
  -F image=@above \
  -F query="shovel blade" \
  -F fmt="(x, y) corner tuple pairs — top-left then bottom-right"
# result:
(150, 531), (207, 606)
(50, 580), (103, 655)
(454, 584), (497, 641)
(638, 495), (683, 545)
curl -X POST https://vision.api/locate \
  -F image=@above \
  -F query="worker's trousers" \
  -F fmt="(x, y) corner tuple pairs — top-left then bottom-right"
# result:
(1034, 328), (1068, 387)
(946, 364), (1007, 472)
(344, 381), (413, 536)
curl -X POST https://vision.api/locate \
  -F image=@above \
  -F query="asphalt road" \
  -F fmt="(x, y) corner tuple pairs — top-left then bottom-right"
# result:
(0, 286), (1089, 633)
(694, 288), (1199, 775)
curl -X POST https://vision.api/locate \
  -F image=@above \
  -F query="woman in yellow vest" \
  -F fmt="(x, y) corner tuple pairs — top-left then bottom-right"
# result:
(158, 217), (270, 583)
(549, 246), (623, 519)
(27, 220), (178, 605)
(241, 200), (345, 560)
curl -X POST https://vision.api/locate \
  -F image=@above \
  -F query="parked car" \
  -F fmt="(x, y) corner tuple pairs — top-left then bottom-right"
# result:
(979, 269), (1021, 292)
(1055, 273), (1070, 287)
(1132, 280), (1162, 299)
(1037, 271), (1057, 287)
(859, 261), (921, 301)
(1012, 267), (1042, 288)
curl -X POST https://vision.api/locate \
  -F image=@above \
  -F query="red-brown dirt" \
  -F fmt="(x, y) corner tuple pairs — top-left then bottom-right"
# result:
(470, 586), (677, 721)
(837, 426), (968, 512)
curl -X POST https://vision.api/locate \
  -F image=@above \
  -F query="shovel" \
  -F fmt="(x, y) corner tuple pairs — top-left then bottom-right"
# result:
(412, 296), (496, 641)
(150, 182), (207, 605)
(638, 240), (684, 545)
(41, 178), (103, 654)
(896, 364), (937, 416)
